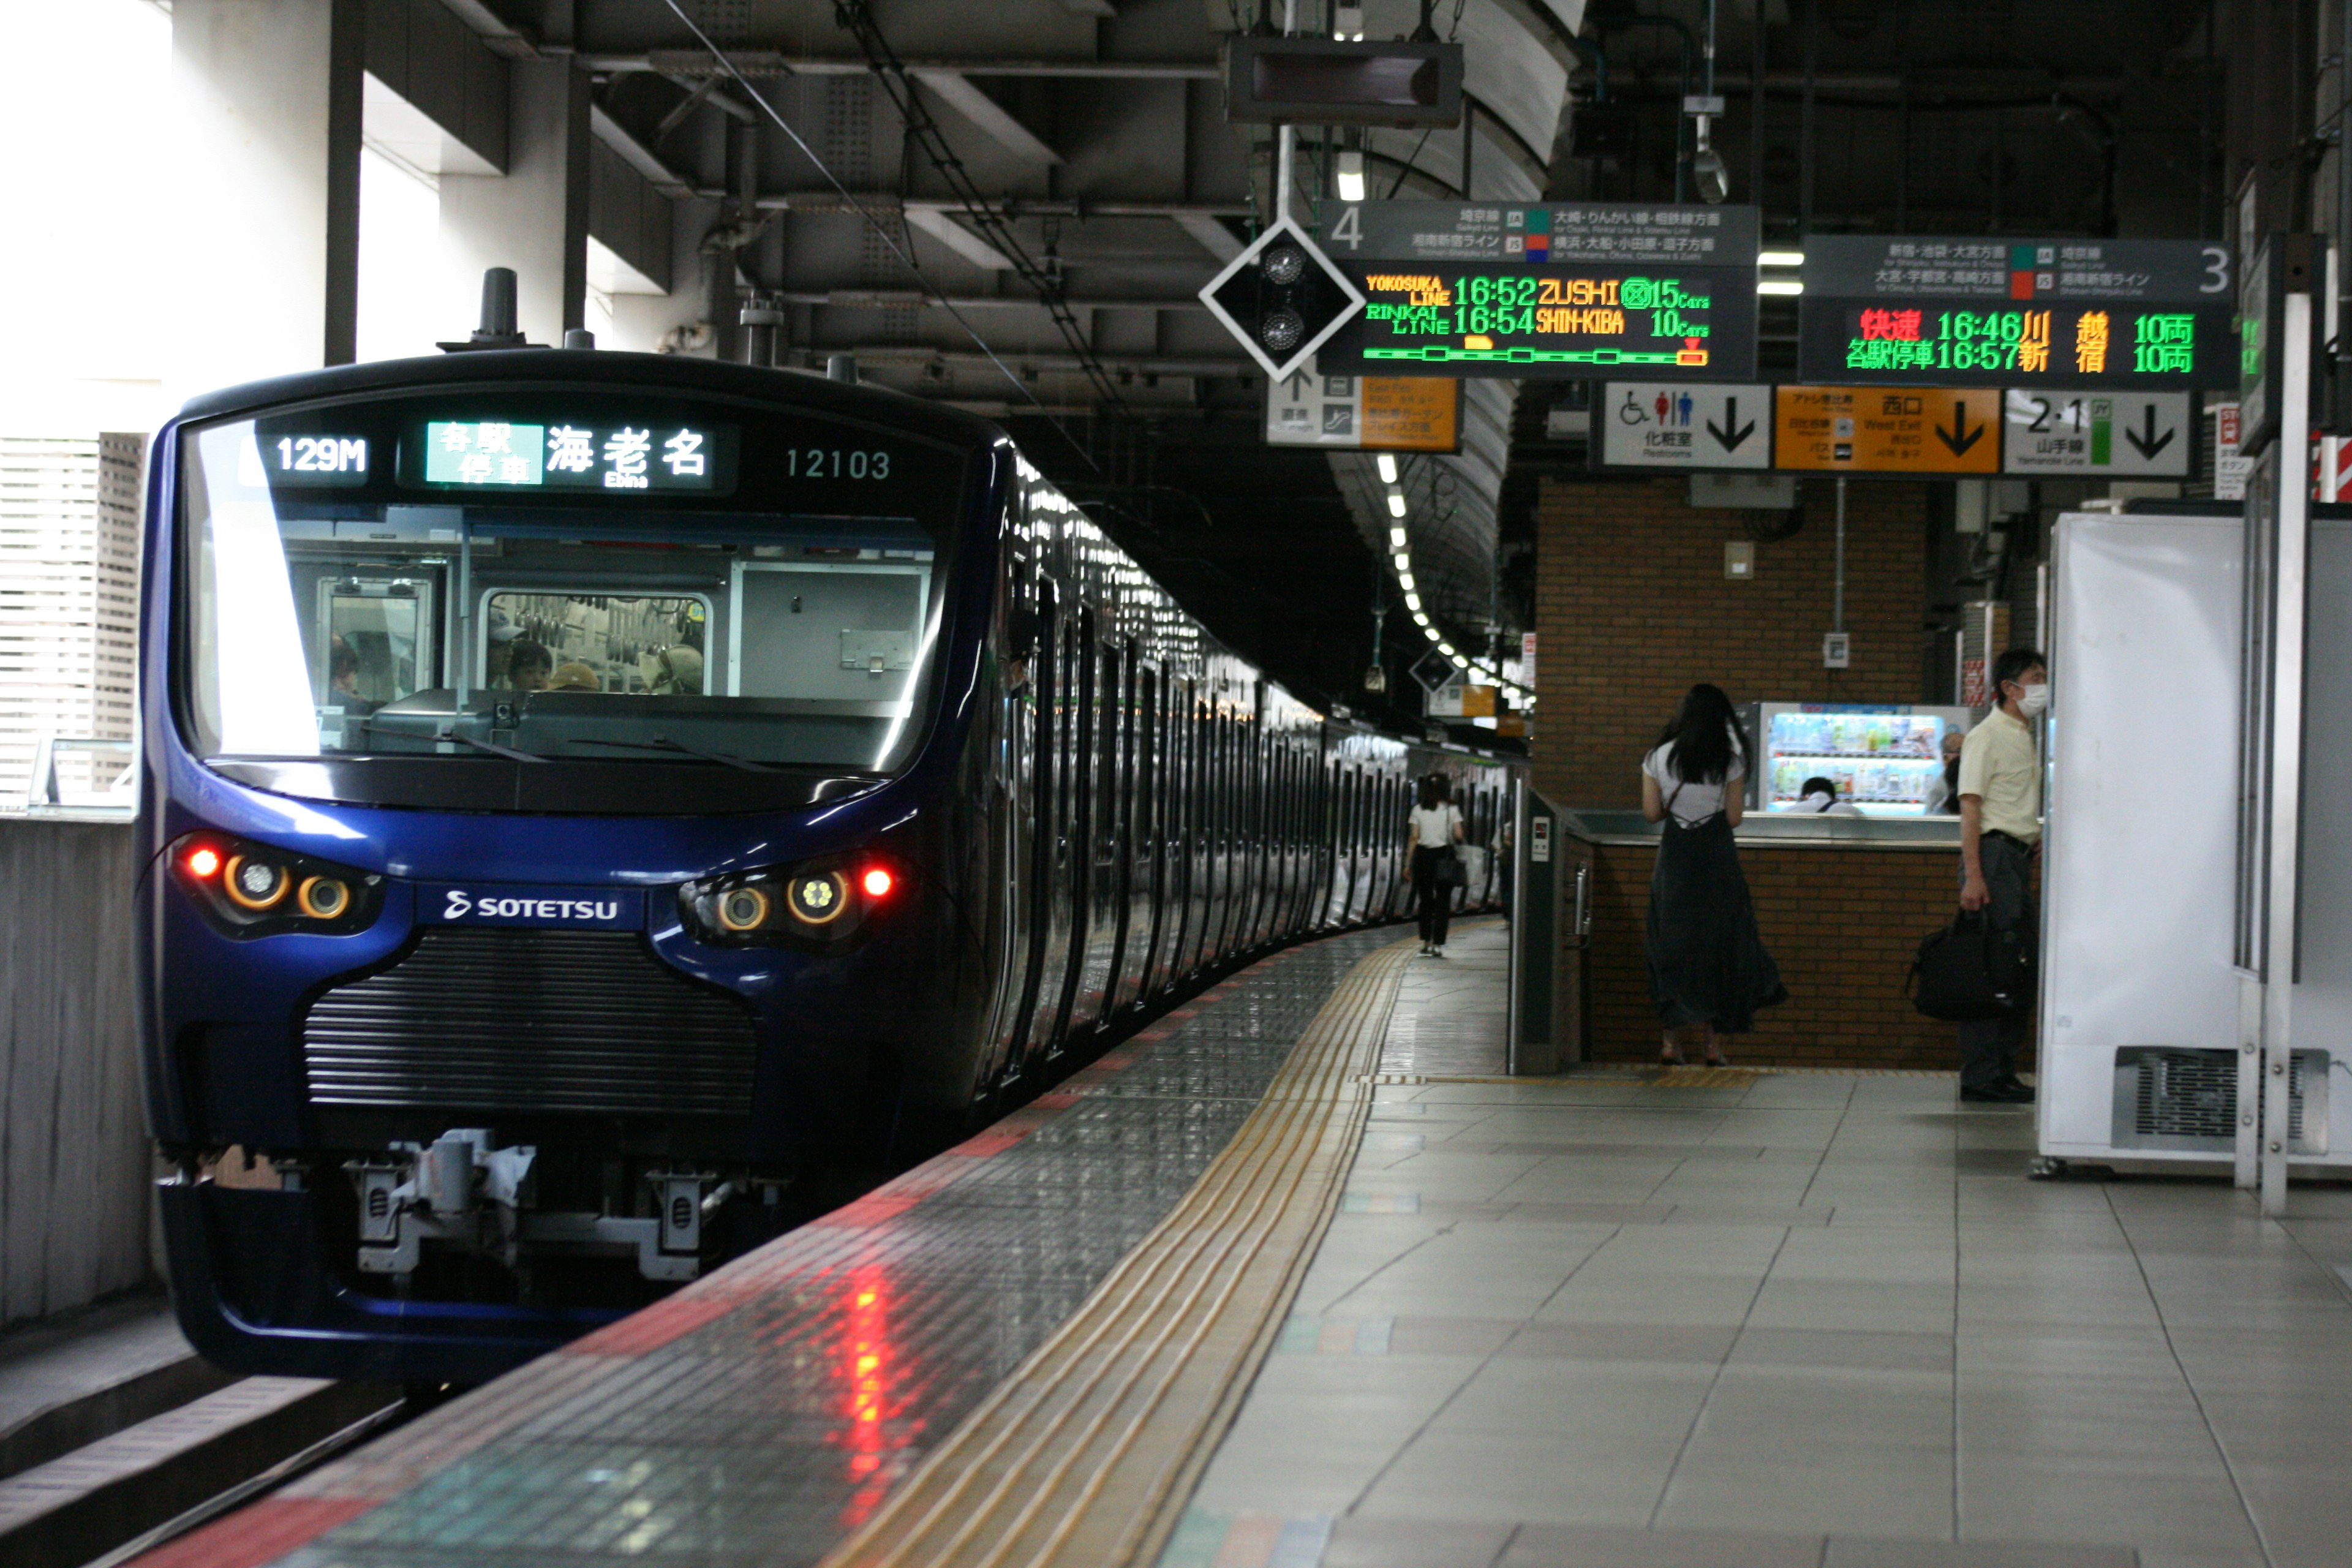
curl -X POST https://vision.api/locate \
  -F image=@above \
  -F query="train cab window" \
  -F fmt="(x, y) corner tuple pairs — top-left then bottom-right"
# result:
(174, 396), (970, 804)
(480, 592), (708, 695)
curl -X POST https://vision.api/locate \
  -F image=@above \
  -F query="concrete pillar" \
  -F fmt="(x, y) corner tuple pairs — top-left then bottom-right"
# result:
(439, 61), (590, 345)
(169, 0), (364, 394)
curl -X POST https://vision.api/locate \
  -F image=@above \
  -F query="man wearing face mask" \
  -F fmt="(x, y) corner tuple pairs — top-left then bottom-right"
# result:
(1955, 648), (2049, 1103)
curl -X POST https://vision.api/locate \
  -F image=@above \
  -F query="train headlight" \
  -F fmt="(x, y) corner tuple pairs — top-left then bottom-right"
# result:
(224, 854), (291, 911)
(680, 854), (905, 948)
(170, 833), (380, 938)
(786, 872), (849, 925)
(717, 884), (772, 932)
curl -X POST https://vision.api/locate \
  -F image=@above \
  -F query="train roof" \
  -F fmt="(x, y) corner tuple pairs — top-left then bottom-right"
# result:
(172, 347), (1009, 453)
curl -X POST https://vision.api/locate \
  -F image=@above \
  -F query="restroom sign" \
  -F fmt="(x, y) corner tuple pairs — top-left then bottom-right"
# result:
(1599, 382), (1773, 470)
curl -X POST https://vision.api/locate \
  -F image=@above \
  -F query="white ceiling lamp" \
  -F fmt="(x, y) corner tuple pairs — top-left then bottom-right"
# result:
(1388, 526), (1407, 547)
(1757, 279), (1804, 296)
(1386, 491), (1408, 518)
(1335, 149), (1366, 203)
(1758, 250), (1805, 268)
(1398, 571), (1415, 590)
(1375, 453), (1398, 484)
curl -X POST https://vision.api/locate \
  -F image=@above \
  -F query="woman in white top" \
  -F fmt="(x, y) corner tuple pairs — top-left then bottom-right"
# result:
(1640, 684), (1787, 1065)
(1404, 774), (1466, 957)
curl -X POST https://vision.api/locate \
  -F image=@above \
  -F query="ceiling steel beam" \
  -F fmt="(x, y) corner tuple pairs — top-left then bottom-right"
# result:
(581, 51), (1218, 80)
(910, 70), (1064, 165)
(823, 347), (1250, 377)
(1170, 211), (1244, 263)
(748, 192), (1252, 220)
(902, 207), (1018, 270)
(588, 107), (696, 200)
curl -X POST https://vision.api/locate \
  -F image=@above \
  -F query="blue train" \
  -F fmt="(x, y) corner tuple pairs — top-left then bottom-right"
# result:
(137, 346), (1516, 1383)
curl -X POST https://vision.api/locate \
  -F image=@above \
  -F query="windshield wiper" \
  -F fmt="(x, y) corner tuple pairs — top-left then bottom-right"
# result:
(571, 736), (774, 774)
(433, 727), (547, 764)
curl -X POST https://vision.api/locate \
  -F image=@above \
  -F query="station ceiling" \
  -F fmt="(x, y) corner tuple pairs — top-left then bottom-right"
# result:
(428, 0), (2230, 727)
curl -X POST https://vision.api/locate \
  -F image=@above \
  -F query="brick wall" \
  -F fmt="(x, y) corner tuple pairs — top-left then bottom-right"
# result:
(1532, 477), (1932, 807)
(1582, 840), (2032, 1071)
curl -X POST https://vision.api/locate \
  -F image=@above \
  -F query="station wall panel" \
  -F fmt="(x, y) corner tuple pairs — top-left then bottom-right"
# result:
(1531, 475), (1931, 810)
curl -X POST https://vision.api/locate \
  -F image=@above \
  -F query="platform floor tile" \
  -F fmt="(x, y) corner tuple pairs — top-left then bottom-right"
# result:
(1175, 923), (2352, 1568)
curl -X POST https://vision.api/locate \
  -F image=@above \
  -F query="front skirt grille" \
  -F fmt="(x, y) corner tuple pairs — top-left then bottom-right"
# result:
(303, 928), (758, 1117)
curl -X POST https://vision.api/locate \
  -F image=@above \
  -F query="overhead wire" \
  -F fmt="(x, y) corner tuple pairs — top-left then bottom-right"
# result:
(832, 1), (1131, 415)
(654, 0), (1104, 473)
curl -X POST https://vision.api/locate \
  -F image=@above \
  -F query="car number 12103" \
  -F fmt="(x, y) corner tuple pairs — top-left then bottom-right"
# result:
(786, 447), (891, 480)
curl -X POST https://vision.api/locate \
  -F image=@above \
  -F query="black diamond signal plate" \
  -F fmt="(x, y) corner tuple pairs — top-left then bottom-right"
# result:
(1199, 216), (1366, 382)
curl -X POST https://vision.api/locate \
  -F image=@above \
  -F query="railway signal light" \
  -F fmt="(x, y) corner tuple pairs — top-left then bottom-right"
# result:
(1199, 216), (1364, 382)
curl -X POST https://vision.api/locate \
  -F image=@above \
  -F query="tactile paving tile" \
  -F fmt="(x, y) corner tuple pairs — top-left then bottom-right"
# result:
(156, 928), (1404, 1568)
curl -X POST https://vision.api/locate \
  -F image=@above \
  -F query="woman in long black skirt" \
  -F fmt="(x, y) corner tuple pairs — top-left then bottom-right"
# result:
(1640, 684), (1787, 1065)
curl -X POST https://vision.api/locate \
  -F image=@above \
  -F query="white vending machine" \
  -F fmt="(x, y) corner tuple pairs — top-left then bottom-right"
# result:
(2040, 509), (2339, 1169)
(1747, 703), (1975, 816)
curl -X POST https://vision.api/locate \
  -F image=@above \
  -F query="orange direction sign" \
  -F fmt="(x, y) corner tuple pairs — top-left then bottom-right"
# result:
(1773, 385), (2001, 474)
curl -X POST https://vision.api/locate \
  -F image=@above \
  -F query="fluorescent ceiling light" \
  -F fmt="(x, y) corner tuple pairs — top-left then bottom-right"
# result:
(1403, 591), (1422, 610)
(1398, 571), (1415, 590)
(1375, 453), (1398, 484)
(1388, 526), (1407, 547)
(1757, 250), (1806, 268)
(1757, 279), (1804, 296)
(1386, 491), (1408, 518)
(1336, 149), (1366, 203)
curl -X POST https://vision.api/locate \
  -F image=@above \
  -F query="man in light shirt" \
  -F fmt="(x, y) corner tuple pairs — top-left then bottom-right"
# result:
(1956, 648), (2048, 1104)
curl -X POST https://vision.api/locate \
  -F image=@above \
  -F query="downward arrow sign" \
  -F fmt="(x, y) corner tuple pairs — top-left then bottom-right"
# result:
(1936, 401), (1985, 457)
(1706, 396), (1757, 451)
(2124, 404), (2176, 460)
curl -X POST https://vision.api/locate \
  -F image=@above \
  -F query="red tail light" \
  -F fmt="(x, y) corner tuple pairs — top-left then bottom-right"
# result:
(861, 867), (894, 899)
(185, 846), (222, 879)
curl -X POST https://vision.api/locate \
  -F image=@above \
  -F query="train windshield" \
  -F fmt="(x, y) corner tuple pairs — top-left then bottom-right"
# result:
(176, 393), (971, 799)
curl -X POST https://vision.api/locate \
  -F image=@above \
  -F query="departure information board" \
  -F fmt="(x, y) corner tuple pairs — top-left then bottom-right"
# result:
(1316, 200), (1758, 380)
(1798, 236), (2236, 390)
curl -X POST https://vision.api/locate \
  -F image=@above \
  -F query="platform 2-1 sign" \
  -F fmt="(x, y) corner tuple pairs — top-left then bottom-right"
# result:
(1773, 385), (2001, 475)
(1599, 382), (1773, 469)
(2000, 390), (2193, 477)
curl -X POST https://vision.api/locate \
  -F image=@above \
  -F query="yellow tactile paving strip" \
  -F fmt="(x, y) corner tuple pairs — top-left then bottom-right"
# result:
(818, 935), (1420, 1568)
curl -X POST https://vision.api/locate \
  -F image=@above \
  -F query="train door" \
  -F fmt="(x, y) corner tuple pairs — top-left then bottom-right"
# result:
(1042, 613), (1097, 1053)
(977, 545), (1038, 1090)
(1185, 703), (1215, 974)
(1071, 634), (1124, 1035)
(999, 581), (1061, 1076)
(1159, 678), (1195, 990)
(1114, 658), (1156, 1011)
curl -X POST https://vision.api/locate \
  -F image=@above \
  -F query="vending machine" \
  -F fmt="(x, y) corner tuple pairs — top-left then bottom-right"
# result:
(1744, 703), (1975, 816)
(2038, 508), (2345, 1171)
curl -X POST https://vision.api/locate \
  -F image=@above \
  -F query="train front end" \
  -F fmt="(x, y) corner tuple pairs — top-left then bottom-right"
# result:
(138, 354), (997, 1382)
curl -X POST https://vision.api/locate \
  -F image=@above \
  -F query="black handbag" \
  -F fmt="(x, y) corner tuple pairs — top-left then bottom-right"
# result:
(1430, 845), (1463, 886)
(1909, 911), (2032, 1021)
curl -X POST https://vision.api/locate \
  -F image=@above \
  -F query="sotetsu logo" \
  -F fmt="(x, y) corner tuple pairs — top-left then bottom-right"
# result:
(440, 889), (623, 922)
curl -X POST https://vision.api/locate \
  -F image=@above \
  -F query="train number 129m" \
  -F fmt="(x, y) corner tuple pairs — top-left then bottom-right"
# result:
(275, 436), (369, 474)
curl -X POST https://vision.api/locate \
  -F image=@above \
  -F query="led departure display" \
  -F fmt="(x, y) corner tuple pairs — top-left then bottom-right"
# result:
(1316, 200), (1759, 380)
(1798, 236), (2236, 390)
(1325, 264), (1747, 376)
(416, 420), (735, 493)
